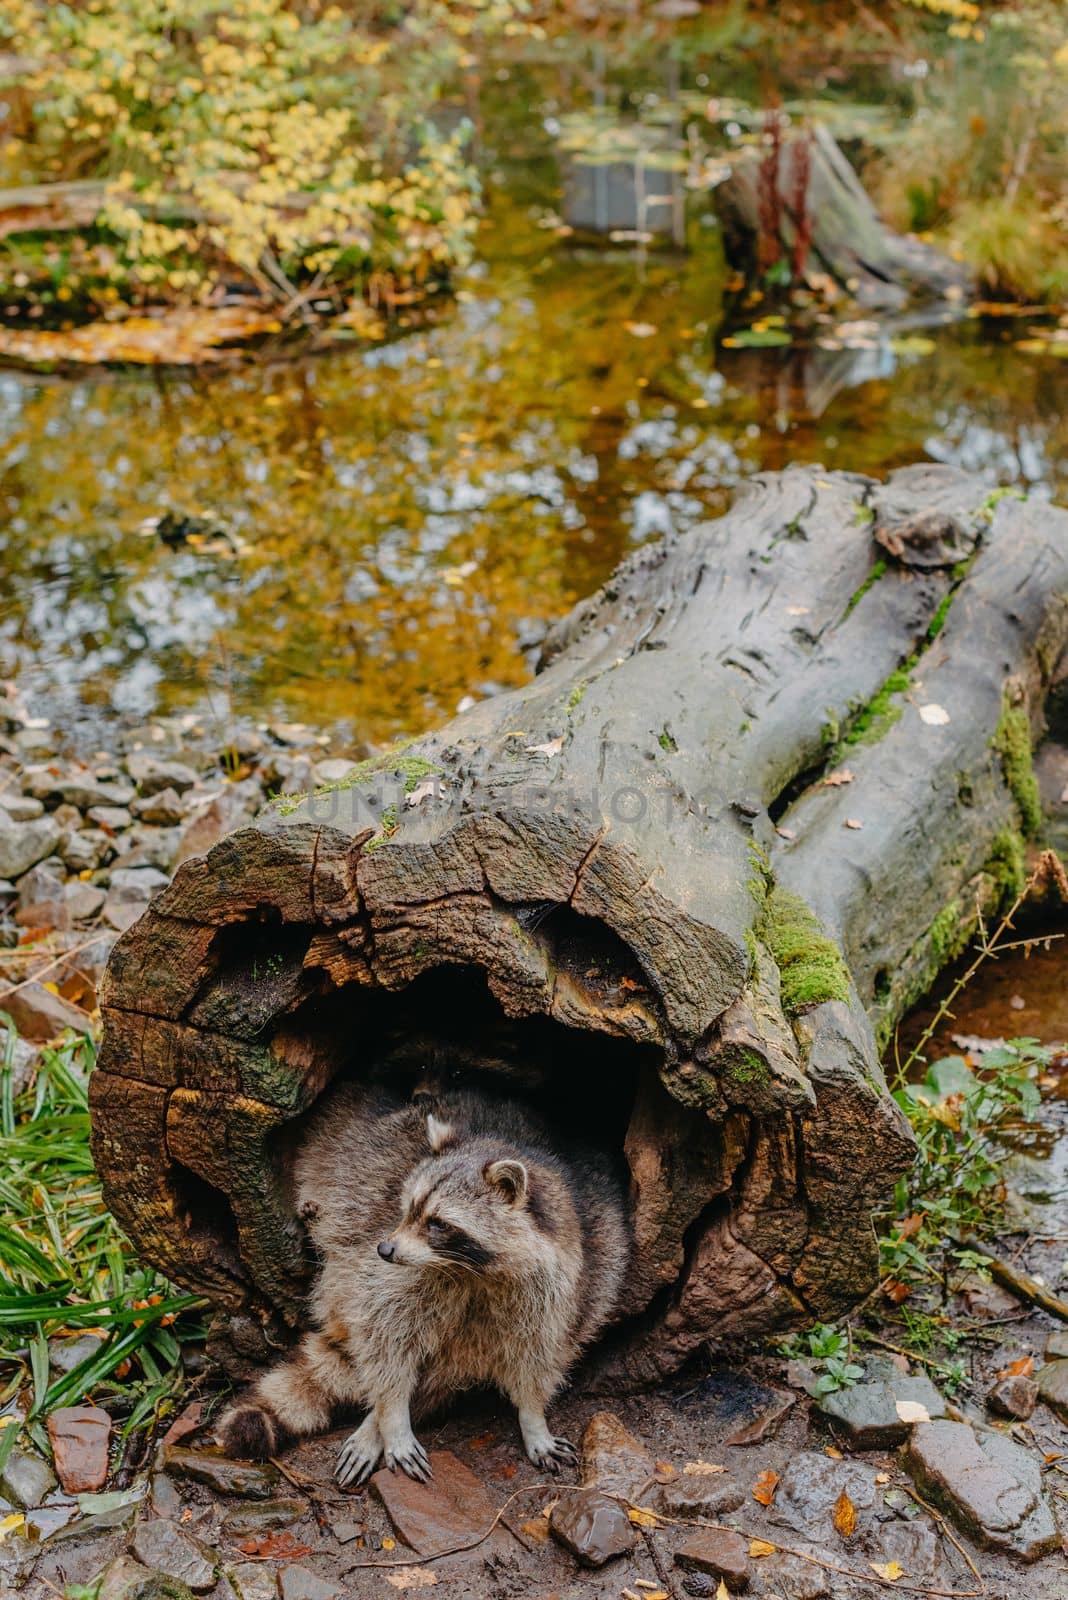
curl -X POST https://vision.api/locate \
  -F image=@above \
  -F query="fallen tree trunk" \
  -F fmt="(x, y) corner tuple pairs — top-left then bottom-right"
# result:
(91, 465), (1068, 1387)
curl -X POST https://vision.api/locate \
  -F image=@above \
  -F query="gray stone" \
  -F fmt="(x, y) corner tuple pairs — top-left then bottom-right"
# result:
(815, 1359), (946, 1447)
(0, 793), (44, 821)
(0, 1447), (57, 1509)
(50, 1331), (107, 1375)
(1045, 1328), (1068, 1360)
(108, 866), (170, 900)
(770, 1453), (879, 1544)
(905, 1418), (1059, 1561)
(987, 1372), (1038, 1420)
(0, 982), (93, 1042)
(1037, 1358), (1068, 1422)
(103, 897), (145, 932)
(54, 803), (84, 829)
(759, 1553), (830, 1600)
(88, 805), (132, 831)
(111, 827), (181, 873)
(130, 1517), (216, 1591)
(61, 829), (108, 872)
(150, 1472), (183, 1519)
(657, 1475), (746, 1520)
(24, 768), (135, 810)
(863, 1519), (941, 1580)
(164, 1447), (281, 1499)
(0, 813), (61, 879)
(549, 1488), (635, 1567)
(226, 1563), (278, 1600)
(97, 1554), (195, 1600)
(277, 1568), (341, 1600)
(674, 1528), (750, 1591)
(579, 1410), (654, 1500)
(65, 882), (107, 923)
(312, 759), (359, 786)
(126, 753), (199, 796)
(222, 1500), (306, 1537)
(131, 789), (186, 826)
(175, 786), (258, 866)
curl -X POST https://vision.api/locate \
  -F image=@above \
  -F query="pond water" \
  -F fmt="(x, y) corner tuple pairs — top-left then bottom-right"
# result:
(1, 20), (1066, 756)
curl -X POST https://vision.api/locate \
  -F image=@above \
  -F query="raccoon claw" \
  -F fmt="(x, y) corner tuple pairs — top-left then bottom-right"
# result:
(385, 1437), (432, 1482)
(530, 1436), (578, 1474)
(336, 1433), (381, 1489)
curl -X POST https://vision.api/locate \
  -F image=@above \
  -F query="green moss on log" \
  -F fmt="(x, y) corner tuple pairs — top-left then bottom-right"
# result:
(993, 699), (1043, 837)
(986, 825), (1027, 900)
(759, 886), (851, 1016)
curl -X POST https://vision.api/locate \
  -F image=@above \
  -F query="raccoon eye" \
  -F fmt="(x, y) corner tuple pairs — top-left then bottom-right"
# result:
(425, 1217), (449, 1238)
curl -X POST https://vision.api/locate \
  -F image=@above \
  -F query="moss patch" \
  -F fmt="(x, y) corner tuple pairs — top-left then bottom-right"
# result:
(759, 886), (851, 1016)
(842, 556), (886, 618)
(993, 699), (1043, 837)
(986, 825), (1027, 900)
(274, 743), (443, 818)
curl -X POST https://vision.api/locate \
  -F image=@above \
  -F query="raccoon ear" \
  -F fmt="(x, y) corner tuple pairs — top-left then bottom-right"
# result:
(426, 1113), (455, 1153)
(484, 1158), (528, 1205)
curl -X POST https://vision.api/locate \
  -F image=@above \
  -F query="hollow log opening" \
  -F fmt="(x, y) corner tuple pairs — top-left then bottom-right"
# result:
(91, 464), (1068, 1388)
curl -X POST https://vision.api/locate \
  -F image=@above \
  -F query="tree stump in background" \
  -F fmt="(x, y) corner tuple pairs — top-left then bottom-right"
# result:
(91, 465), (1068, 1387)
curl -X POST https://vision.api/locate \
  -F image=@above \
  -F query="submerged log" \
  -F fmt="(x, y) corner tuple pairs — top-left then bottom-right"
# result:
(718, 123), (971, 308)
(91, 465), (1068, 1386)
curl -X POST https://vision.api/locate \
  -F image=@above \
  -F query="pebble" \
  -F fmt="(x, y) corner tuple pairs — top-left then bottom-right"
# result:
(0, 793), (44, 821)
(579, 1410), (654, 1500)
(47, 1404), (112, 1493)
(163, 1447), (281, 1500)
(0, 981), (93, 1041)
(987, 1372), (1038, 1420)
(50, 1331), (106, 1375)
(61, 828), (108, 871)
(226, 1562), (279, 1600)
(130, 1517), (217, 1591)
(87, 805), (132, 831)
(221, 1500), (306, 1537)
(0, 813), (61, 879)
(674, 1527), (750, 1591)
(0, 1447), (57, 1509)
(150, 1472), (183, 1519)
(1036, 1358), (1068, 1422)
(657, 1475), (746, 1520)
(131, 788), (186, 826)
(109, 866), (170, 899)
(905, 1418), (1059, 1561)
(1045, 1328), (1068, 1360)
(549, 1487), (635, 1567)
(126, 754), (200, 796)
(277, 1568), (341, 1600)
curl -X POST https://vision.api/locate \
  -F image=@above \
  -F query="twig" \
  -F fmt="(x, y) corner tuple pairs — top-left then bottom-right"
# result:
(859, 1332), (962, 1377)
(639, 1523), (682, 1600)
(900, 1482), (984, 1590)
(959, 1235), (1068, 1322)
(268, 1455), (351, 1531)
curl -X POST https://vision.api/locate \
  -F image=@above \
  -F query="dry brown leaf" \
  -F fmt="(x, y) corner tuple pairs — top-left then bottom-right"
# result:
(519, 1518), (550, 1544)
(894, 1400), (930, 1424)
(822, 768), (854, 787)
(832, 1488), (857, 1539)
(385, 1570), (439, 1591)
(683, 1460), (727, 1476)
(824, 1446), (843, 1459)
(751, 1468), (779, 1506)
(997, 1354), (1034, 1379)
(627, 1506), (660, 1528)
(870, 1560), (905, 1582)
(749, 1538), (776, 1557)
(526, 736), (564, 759)
(653, 1460), (677, 1481)
(844, 817), (864, 830)
(875, 1472), (890, 1485)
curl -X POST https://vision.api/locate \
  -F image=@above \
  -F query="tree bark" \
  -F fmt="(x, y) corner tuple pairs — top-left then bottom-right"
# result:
(91, 464), (1068, 1386)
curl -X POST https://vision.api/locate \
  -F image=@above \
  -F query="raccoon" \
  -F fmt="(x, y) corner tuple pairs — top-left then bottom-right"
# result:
(217, 1080), (631, 1486)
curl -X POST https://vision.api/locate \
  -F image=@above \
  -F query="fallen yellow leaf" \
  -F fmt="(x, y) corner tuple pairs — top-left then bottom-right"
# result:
(627, 1506), (660, 1528)
(870, 1560), (905, 1582)
(0, 1514), (25, 1544)
(716, 1583), (730, 1600)
(749, 1538), (776, 1557)
(751, 1468), (779, 1506)
(832, 1487), (857, 1539)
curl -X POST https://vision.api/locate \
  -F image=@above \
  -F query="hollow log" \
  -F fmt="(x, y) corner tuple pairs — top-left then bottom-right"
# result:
(718, 123), (972, 308)
(91, 465), (1068, 1387)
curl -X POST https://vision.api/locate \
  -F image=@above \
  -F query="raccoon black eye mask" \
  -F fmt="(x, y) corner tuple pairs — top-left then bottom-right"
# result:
(216, 1082), (630, 1485)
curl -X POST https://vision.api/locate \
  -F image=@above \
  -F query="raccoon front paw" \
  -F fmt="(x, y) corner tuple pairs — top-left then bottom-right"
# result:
(336, 1420), (383, 1489)
(384, 1432), (432, 1483)
(527, 1435), (578, 1474)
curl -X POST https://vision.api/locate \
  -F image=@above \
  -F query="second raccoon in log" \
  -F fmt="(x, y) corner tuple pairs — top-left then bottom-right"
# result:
(218, 1082), (631, 1485)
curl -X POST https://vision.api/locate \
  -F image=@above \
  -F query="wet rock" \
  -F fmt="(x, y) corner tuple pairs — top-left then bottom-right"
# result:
(815, 1359), (946, 1447)
(226, 1563), (279, 1600)
(97, 1553), (195, 1600)
(1, 1447), (57, 1509)
(0, 793), (44, 821)
(47, 1403), (112, 1492)
(277, 1568), (341, 1600)
(130, 1518), (216, 1591)
(43, 1500), (139, 1544)
(904, 1419), (1059, 1561)
(1036, 1358), (1068, 1422)
(723, 1389), (795, 1445)
(0, 812), (61, 879)
(770, 1453), (878, 1544)
(864, 1518), (941, 1580)
(758, 1554), (830, 1600)
(372, 1449), (497, 1558)
(675, 1528), (750, 1591)
(50, 1331), (105, 1375)
(150, 1472), (183, 1519)
(987, 1372), (1038, 1420)
(126, 754), (199, 797)
(1044, 1328), (1068, 1360)
(579, 1410), (654, 1500)
(164, 1447), (281, 1500)
(657, 1475), (746, 1520)
(0, 981), (93, 1041)
(549, 1487), (635, 1567)
(131, 789), (186, 826)
(222, 1500), (306, 1537)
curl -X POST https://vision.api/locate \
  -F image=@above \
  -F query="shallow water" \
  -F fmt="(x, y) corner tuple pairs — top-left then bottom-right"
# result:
(1, 24), (1066, 756)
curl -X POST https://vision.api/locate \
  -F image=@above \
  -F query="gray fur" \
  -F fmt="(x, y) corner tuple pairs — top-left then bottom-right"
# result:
(217, 1081), (630, 1484)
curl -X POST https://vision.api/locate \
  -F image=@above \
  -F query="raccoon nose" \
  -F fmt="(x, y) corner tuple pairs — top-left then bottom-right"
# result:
(377, 1239), (397, 1262)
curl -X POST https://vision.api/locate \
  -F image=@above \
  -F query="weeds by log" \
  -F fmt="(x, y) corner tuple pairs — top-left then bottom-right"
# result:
(91, 464), (1068, 1384)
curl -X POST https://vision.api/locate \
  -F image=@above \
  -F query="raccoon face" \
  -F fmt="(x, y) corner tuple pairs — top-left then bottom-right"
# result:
(376, 1116), (532, 1273)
